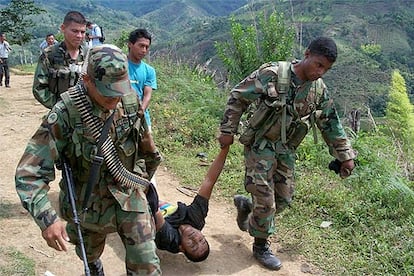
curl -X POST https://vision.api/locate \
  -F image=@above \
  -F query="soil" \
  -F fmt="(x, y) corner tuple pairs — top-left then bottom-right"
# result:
(0, 73), (321, 275)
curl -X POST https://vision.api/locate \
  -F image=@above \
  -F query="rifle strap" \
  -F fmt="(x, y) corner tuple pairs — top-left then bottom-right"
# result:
(82, 111), (115, 212)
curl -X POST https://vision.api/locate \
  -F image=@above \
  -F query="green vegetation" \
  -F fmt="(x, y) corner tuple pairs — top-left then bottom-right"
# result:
(215, 10), (295, 84)
(0, 247), (35, 275)
(151, 58), (414, 275)
(0, 201), (36, 275)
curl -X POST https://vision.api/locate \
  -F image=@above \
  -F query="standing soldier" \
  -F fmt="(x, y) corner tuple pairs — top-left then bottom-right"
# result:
(33, 11), (89, 109)
(218, 37), (357, 271)
(16, 44), (161, 275)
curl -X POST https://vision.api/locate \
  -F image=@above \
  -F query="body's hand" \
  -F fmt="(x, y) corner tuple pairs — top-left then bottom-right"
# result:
(41, 220), (70, 251)
(218, 134), (234, 148)
(340, 159), (355, 178)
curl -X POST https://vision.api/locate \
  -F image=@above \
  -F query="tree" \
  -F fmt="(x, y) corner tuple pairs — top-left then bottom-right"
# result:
(0, 0), (46, 64)
(215, 9), (295, 85)
(385, 70), (414, 178)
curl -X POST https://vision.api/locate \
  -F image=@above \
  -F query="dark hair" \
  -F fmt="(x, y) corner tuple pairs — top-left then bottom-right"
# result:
(46, 33), (54, 38)
(307, 36), (337, 63)
(63, 11), (87, 25)
(128, 28), (152, 44)
(183, 241), (210, 263)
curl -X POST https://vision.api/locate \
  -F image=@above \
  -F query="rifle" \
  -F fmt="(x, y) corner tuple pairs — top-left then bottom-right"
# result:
(61, 156), (91, 276)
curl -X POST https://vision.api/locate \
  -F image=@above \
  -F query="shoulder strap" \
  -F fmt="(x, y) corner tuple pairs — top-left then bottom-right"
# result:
(278, 61), (291, 144)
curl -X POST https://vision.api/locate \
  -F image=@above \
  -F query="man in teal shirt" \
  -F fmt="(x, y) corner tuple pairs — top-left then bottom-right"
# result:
(127, 28), (157, 130)
(127, 28), (161, 186)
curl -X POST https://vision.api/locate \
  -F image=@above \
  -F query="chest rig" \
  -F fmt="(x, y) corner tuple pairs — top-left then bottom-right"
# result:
(60, 84), (150, 192)
(239, 61), (324, 148)
(45, 43), (86, 97)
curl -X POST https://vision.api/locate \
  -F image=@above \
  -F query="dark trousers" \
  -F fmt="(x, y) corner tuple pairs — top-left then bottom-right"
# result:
(0, 58), (10, 86)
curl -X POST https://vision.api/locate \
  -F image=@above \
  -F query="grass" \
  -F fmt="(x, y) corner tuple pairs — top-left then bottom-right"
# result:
(10, 64), (36, 75)
(0, 247), (35, 276)
(0, 201), (36, 275)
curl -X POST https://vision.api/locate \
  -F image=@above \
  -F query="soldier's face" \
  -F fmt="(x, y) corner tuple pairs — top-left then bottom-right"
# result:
(302, 51), (334, 81)
(61, 22), (86, 49)
(84, 74), (121, 111)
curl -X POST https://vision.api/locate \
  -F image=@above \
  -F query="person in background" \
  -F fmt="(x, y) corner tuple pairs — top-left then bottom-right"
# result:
(86, 21), (103, 47)
(127, 28), (161, 186)
(33, 11), (89, 109)
(16, 44), (161, 275)
(218, 36), (357, 271)
(0, 32), (12, 88)
(39, 33), (59, 51)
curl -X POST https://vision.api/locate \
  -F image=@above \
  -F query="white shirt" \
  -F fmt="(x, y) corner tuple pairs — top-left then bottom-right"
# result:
(89, 24), (103, 47)
(0, 41), (12, 58)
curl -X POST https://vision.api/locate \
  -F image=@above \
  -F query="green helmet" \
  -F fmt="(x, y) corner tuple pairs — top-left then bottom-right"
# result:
(87, 44), (133, 97)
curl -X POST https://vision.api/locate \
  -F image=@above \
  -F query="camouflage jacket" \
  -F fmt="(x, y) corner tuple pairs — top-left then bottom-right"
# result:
(220, 61), (356, 162)
(32, 41), (89, 109)
(16, 84), (149, 231)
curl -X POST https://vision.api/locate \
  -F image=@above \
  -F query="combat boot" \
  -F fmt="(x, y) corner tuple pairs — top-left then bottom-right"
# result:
(88, 259), (105, 276)
(252, 239), (282, 270)
(233, 194), (252, 231)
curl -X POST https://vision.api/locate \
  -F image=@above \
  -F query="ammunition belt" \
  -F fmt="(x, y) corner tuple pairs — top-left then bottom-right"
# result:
(67, 84), (150, 191)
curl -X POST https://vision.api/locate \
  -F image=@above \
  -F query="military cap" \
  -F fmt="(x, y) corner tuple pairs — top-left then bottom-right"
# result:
(88, 44), (133, 97)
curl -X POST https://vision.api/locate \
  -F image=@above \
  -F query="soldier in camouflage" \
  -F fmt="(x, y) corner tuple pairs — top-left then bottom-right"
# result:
(218, 37), (357, 271)
(33, 11), (89, 109)
(16, 44), (160, 275)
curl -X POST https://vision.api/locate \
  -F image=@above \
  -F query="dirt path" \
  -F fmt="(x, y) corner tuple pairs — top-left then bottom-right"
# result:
(0, 74), (317, 275)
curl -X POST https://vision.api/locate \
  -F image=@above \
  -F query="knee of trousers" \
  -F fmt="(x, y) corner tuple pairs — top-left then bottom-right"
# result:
(125, 239), (160, 274)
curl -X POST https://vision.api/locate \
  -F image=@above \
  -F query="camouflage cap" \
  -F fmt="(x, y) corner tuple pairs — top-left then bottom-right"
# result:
(88, 44), (133, 97)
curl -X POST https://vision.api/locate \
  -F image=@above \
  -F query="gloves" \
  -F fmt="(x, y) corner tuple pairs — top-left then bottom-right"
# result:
(329, 159), (354, 178)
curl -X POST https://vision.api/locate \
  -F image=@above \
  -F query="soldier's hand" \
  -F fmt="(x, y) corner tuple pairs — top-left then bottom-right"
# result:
(42, 220), (70, 252)
(340, 159), (355, 178)
(218, 134), (234, 148)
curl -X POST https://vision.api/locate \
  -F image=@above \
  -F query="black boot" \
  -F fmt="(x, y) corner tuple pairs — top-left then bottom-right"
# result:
(253, 239), (282, 270)
(233, 195), (252, 231)
(88, 259), (105, 276)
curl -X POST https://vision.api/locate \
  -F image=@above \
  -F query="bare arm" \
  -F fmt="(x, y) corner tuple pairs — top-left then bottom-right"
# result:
(141, 86), (153, 111)
(197, 146), (230, 199)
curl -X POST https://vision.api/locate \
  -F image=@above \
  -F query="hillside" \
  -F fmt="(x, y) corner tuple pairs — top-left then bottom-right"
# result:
(1, 0), (413, 116)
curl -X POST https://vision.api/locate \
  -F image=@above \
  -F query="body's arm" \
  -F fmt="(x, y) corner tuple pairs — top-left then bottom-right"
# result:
(197, 146), (230, 199)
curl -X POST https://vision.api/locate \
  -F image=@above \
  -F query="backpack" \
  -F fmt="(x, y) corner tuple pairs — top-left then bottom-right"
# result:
(95, 25), (105, 43)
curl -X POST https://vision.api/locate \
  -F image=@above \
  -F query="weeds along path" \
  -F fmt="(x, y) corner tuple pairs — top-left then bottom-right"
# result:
(0, 73), (315, 275)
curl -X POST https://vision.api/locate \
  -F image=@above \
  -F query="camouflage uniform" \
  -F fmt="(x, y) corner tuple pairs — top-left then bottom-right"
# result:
(16, 45), (160, 275)
(33, 41), (89, 109)
(220, 61), (356, 239)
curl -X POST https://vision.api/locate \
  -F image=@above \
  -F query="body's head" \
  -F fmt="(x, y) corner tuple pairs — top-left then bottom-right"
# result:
(60, 11), (87, 50)
(127, 29), (152, 63)
(178, 224), (210, 262)
(294, 36), (337, 82)
(0, 32), (6, 42)
(83, 44), (133, 111)
(45, 33), (56, 46)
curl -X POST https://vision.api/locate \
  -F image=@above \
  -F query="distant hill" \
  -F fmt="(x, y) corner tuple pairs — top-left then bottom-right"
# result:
(1, 0), (413, 116)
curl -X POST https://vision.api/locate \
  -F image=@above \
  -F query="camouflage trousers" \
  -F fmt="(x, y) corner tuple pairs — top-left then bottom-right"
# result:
(65, 197), (161, 275)
(243, 138), (296, 239)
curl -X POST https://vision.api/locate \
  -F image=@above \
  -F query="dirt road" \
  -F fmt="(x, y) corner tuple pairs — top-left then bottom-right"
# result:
(0, 74), (317, 275)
